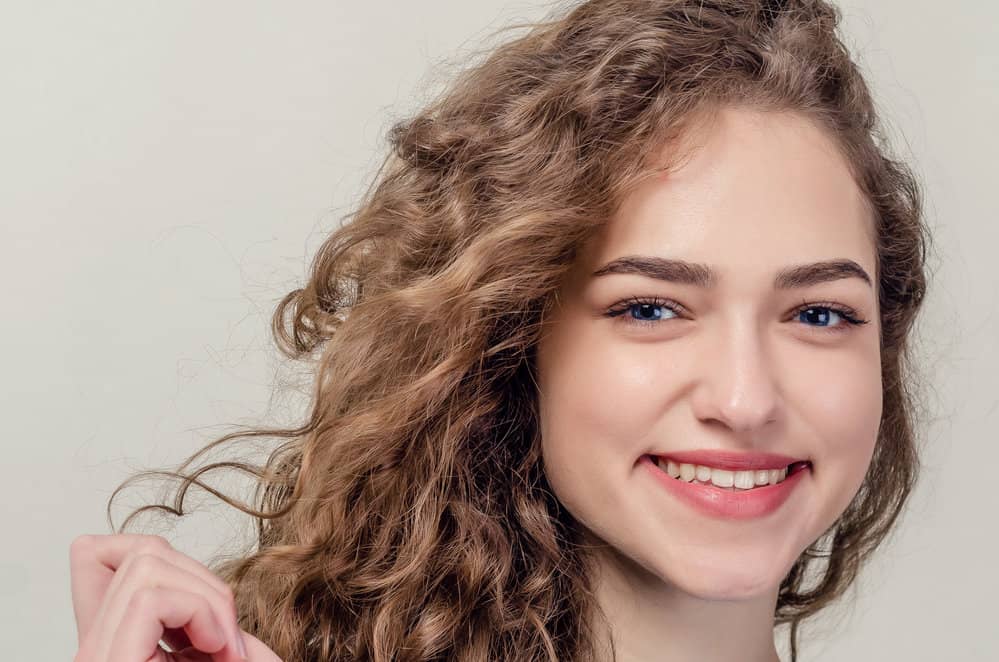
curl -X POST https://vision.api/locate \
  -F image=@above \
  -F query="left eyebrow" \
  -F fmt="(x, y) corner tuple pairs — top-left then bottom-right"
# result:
(591, 256), (873, 289)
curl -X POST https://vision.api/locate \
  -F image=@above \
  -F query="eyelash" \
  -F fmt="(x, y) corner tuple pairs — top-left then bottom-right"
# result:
(605, 296), (870, 333)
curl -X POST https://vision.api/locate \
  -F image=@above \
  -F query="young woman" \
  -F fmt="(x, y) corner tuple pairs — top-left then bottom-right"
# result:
(70, 1), (929, 660)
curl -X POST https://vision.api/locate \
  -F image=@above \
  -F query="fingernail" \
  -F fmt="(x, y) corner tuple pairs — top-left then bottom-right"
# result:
(234, 628), (248, 660)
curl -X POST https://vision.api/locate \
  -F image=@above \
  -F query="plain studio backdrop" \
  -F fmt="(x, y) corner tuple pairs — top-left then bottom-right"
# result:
(1, 1), (994, 659)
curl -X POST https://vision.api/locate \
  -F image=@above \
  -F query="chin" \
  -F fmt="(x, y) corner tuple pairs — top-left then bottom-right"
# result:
(668, 567), (778, 601)
(634, 545), (792, 602)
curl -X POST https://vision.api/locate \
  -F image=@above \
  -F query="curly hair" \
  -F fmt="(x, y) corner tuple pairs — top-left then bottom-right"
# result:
(110, 1), (930, 660)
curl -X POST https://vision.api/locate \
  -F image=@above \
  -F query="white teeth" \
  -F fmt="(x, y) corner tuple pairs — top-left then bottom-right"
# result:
(712, 469), (735, 488)
(733, 470), (755, 489)
(657, 458), (789, 490)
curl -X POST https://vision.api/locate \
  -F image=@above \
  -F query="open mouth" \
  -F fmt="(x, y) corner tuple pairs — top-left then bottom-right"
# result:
(641, 454), (811, 519)
(648, 455), (812, 492)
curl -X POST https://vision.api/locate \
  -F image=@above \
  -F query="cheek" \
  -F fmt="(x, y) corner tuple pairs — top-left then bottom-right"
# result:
(813, 352), (882, 454)
(536, 321), (664, 515)
(538, 323), (664, 450)
(798, 347), (883, 515)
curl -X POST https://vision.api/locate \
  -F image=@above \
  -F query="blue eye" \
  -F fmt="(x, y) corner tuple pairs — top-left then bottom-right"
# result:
(605, 297), (869, 333)
(798, 307), (842, 327)
(628, 302), (678, 323)
(793, 301), (867, 332)
(605, 297), (685, 327)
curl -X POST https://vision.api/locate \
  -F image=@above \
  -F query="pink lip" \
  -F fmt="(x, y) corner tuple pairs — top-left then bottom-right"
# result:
(651, 449), (806, 471)
(640, 455), (810, 520)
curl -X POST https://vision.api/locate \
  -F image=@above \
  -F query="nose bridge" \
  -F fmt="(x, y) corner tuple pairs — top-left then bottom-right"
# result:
(692, 310), (781, 433)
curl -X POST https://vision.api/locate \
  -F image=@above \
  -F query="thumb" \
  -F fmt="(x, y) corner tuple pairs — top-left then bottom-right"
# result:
(240, 631), (285, 662)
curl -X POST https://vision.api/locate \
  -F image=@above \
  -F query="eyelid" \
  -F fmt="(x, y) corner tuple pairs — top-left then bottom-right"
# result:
(603, 296), (689, 328)
(604, 295), (869, 331)
(605, 296), (689, 319)
(792, 299), (868, 328)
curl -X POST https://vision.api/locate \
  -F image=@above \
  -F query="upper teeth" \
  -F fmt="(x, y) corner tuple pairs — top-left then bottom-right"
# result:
(656, 458), (788, 489)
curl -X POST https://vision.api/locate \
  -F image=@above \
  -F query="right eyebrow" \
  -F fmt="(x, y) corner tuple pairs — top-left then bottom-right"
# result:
(591, 255), (873, 290)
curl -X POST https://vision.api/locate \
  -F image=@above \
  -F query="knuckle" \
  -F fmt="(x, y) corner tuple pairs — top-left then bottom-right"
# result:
(136, 534), (171, 553)
(130, 586), (162, 611)
(69, 534), (94, 559)
(129, 553), (163, 578)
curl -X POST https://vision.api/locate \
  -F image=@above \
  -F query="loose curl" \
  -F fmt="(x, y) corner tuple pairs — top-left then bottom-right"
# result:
(111, 1), (930, 660)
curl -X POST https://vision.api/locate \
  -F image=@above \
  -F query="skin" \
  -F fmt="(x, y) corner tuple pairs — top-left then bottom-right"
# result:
(70, 533), (282, 661)
(535, 107), (883, 662)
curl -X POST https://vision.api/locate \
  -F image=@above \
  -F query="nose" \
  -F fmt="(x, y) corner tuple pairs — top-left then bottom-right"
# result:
(689, 318), (782, 435)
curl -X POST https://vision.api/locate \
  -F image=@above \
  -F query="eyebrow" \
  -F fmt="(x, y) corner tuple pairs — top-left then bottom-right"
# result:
(591, 255), (873, 289)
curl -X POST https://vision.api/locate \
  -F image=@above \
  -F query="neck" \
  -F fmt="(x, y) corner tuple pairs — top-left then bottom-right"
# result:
(586, 541), (783, 662)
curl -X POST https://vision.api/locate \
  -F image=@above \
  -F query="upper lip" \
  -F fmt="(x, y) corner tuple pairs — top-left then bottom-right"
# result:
(649, 449), (808, 471)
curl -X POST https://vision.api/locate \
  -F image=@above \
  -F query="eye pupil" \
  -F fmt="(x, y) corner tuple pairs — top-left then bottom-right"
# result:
(632, 304), (662, 321)
(616, 302), (852, 329)
(801, 307), (833, 326)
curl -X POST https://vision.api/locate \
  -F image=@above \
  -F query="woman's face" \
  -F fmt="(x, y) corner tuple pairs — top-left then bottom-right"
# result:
(535, 107), (882, 600)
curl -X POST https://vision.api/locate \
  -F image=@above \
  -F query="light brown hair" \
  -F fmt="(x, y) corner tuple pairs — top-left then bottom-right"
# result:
(112, 1), (930, 659)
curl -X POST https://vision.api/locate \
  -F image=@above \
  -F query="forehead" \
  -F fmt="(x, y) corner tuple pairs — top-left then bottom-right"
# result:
(585, 108), (876, 284)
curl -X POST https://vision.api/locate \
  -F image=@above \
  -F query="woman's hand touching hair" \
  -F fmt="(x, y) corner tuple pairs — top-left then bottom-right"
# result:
(70, 533), (282, 662)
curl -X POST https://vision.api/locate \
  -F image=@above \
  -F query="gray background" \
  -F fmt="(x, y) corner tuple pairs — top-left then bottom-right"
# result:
(1, 1), (994, 659)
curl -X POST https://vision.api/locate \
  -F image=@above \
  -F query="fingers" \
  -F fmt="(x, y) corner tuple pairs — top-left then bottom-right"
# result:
(240, 632), (287, 662)
(98, 553), (245, 661)
(71, 534), (238, 631)
(70, 533), (248, 662)
(107, 586), (226, 662)
(69, 534), (116, 640)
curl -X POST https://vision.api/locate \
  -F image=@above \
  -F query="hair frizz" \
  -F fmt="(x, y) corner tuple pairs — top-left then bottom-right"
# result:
(112, 1), (929, 660)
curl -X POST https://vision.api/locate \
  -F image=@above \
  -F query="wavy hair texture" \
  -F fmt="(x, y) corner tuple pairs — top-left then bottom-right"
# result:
(111, 1), (930, 660)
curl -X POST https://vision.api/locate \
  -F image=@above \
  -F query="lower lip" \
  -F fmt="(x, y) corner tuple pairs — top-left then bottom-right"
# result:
(640, 455), (810, 520)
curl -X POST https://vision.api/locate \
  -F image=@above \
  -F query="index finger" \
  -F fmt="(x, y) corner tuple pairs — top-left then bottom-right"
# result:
(69, 533), (239, 642)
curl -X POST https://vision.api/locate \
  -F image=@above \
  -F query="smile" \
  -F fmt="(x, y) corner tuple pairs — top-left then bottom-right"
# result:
(654, 456), (811, 491)
(641, 455), (812, 520)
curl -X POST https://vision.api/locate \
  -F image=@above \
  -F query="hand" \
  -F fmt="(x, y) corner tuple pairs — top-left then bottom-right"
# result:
(70, 533), (283, 662)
